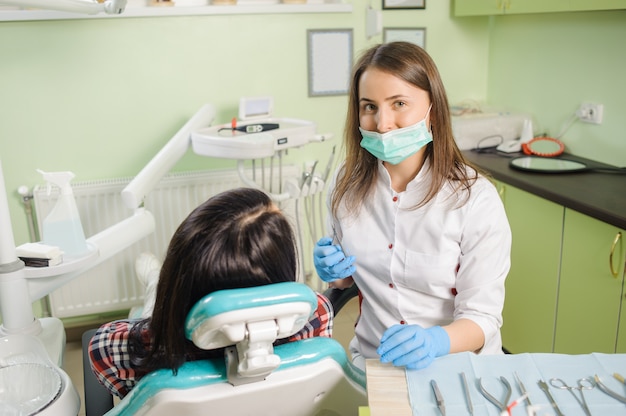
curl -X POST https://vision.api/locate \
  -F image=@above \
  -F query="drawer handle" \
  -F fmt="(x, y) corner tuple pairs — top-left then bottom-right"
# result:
(610, 232), (622, 278)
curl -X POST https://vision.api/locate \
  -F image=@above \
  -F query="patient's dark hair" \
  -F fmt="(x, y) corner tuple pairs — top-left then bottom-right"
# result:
(130, 187), (298, 374)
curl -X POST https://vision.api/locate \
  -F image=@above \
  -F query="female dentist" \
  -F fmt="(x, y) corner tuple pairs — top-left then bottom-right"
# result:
(314, 42), (511, 371)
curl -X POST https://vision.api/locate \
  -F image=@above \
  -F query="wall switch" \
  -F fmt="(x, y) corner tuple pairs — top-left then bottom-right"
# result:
(577, 102), (604, 124)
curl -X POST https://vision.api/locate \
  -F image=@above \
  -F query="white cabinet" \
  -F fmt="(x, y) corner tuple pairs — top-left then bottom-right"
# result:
(0, 2), (352, 22)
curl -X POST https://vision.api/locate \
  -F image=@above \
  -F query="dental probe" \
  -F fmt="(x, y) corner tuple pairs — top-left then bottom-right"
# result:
(514, 371), (531, 405)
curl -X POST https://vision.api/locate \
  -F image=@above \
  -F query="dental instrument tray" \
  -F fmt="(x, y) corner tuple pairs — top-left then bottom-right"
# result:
(191, 118), (319, 159)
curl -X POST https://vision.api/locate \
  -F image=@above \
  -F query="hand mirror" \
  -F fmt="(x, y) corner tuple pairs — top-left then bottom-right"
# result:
(510, 156), (588, 173)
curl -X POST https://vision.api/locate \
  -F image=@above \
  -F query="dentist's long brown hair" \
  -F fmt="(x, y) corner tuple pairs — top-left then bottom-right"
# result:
(332, 41), (481, 218)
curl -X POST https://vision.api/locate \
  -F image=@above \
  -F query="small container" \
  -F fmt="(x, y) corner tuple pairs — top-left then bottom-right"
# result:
(37, 169), (88, 258)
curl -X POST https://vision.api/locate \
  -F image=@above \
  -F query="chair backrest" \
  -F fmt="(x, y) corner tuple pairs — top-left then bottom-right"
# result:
(99, 282), (367, 415)
(104, 337), (366, 416)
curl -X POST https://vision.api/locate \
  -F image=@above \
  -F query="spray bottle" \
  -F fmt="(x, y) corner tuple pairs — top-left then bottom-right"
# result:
(37, 169), (88, 257)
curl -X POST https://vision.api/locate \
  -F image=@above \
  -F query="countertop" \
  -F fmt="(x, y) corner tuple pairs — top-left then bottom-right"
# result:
(462, 150), (626, 229)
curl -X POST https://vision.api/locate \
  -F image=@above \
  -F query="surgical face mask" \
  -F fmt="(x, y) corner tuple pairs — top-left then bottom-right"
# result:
(359, 105), (433, 165)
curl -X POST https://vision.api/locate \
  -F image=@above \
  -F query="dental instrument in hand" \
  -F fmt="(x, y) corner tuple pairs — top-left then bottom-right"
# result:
(538, 379), (565, 416)
(431, 379), (445, 416)
(550, 377), (594, 416)
(313, 237), (356, 283)
(461, 372), (473, 415)
(302, 161), (318, 244)
(321, 145), (336, 183)
(331, 224), (347, 256)
(594, 374), (626, 404)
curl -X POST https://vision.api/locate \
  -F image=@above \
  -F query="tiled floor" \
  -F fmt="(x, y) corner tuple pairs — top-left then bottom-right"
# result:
(62, 297), (360, 416)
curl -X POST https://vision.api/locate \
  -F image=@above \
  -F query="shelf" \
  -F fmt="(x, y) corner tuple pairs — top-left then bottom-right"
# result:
(23, 242), (98, 279)
(0, 1), (352, 21)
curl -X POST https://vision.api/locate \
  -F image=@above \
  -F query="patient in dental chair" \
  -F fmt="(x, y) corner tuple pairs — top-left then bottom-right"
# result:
(88, 187), (333, 399)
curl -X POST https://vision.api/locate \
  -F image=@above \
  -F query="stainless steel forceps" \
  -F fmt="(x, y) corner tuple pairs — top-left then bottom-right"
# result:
(550, 377), (595, 416)
(479, 376), (512, 413)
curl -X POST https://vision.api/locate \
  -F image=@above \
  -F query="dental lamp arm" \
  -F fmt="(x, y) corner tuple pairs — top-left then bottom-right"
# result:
(121, 104), (216, 210)
(0, 0), (127, 14)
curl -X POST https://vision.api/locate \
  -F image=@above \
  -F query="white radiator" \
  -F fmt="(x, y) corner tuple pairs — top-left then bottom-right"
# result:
(32, 166), (302, 319)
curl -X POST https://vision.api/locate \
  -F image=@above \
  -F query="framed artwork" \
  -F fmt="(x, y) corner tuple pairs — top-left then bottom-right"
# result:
(307, 29), (353, 97)
(382, 0), (425, 10)
(383, 27), (426, 48)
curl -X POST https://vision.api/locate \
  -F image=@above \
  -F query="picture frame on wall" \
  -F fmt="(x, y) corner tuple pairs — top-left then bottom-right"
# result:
(383, 28), (426, 48)
(307, 29), (353, 97)
(382, 0), (425, 10)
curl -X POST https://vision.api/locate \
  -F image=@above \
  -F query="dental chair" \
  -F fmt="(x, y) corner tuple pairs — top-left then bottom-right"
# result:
(82, 282), (366, 416)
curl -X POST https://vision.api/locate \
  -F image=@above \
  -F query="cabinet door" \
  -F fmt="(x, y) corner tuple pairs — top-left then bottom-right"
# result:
(568, 0), (626, 12)
(500, 184), (562, 353)
(613, 233), (626, 352)
(554, 210), (625, 354)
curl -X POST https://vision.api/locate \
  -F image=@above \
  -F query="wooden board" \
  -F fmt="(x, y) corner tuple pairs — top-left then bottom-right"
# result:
(365, 359), (412, 416)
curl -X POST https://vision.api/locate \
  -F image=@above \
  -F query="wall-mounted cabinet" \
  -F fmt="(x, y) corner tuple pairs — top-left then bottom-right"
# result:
(0, 1), (351, 22)
(454, 0), (626, 16)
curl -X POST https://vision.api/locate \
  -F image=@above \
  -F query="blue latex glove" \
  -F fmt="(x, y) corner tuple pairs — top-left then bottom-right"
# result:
(377, 324), (450, 370)
(313, 236), (356, 283)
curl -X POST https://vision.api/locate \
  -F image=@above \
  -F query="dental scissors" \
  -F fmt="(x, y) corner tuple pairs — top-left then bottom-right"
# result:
(550, 377), (595, 416)
(479, 376), (512, 414)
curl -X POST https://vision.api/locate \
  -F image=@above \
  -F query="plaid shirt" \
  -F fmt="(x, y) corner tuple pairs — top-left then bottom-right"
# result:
(88, 292), (333, 398)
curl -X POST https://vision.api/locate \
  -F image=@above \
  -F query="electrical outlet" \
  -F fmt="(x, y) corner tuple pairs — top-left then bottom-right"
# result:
(577, 102), (604, 124)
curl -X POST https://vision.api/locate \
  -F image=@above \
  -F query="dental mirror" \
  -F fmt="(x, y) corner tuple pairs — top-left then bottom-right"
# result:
(522, 137), (565, 157)
(510, 156), (588, 173)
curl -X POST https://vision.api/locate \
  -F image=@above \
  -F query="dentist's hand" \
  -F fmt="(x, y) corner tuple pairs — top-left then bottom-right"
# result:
(377, 324), (450, 370)
(313, 237), (356, 283)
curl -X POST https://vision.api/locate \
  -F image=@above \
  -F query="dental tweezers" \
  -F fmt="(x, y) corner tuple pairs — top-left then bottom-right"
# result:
(514, 372), (532, 406)
(431, 379), (445, 416)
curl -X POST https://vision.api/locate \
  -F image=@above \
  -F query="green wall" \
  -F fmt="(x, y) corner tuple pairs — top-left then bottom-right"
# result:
(2, 2), (623, 323)
(486, 10), (626, 166)
(0, 1), (488, 248)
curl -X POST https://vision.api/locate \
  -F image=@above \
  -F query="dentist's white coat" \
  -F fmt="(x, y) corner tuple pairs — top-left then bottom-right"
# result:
(330, 159), (511, 368)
